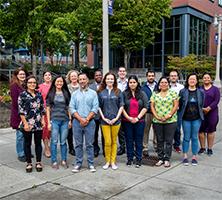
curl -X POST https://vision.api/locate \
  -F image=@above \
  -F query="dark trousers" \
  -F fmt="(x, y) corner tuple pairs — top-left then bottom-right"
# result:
(23, 130), (42, 163)
(118, 125), (126, 150)
(153, 122), (177, 161)
(93, 119), (104, 154)
(173, 113), (182, 147)
(67, 128), (74, 151)
(123, 121), (145, 161)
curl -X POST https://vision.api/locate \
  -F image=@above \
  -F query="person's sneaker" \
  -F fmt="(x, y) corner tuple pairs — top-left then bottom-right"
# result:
(207, 149), (213, 156)
(52, 162), (59, 169)
(198, 148), (206, 155)
(174, 146), (181, 153)
(89, 165), (96, 173)
(117, 148), (125, 156)
(135, 160), (142, 168)
(72, 165), (81, 173)
(164, 161), (171, 168)
(126, 160), (132, 166)
(191, 159), (198, 166)
(18, 156), (26, 162)
(155, 160), (164, 167)
(111, 163), (118, 170)
(182, 158), (189, 166)
(102, 162), (110, 170)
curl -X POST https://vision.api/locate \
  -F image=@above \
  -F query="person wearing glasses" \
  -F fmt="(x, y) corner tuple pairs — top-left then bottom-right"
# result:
(18, 75), (45, 173)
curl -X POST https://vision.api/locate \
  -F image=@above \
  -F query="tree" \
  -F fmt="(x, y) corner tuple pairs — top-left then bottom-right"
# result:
(167, 54), (216, 79)
(109, 0), (172, 68)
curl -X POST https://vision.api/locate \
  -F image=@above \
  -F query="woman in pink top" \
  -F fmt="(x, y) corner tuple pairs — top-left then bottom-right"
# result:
(38, 71), (52, 157)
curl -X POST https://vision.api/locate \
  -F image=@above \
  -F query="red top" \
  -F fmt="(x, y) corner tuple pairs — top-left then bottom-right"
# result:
(129, 97), (139, 117)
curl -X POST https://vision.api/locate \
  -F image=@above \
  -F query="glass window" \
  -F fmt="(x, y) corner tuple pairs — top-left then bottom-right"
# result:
(218, 0), (222, 6)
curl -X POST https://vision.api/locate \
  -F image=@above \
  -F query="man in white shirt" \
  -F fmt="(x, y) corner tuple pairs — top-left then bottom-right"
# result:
(169, 70), (184, 153)
(117, 66), (128, 155)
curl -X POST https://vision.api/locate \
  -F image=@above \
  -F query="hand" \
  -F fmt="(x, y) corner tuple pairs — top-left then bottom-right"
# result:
(48, 123), (51, 131)
(203, 107), (211, 114)
(103, 118), (111, 125)
(131, 117), (139, 124)
(110, 118), (117, 125)
(68, 120), (72, 128)
(80, 118), (88, 127)
(24, 123), (30, 132)
(41, 119), (45, 128)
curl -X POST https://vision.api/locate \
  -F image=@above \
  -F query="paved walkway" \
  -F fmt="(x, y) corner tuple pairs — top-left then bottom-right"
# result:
(0, 101), (222, 200)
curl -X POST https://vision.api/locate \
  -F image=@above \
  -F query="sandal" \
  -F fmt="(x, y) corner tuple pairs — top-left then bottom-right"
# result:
(26, 163), (33, 173)
(61, 160), (69, 169)
(36, 162), (43, 172)
(52, 162), (59, 169)
(164, 161), (171, 168)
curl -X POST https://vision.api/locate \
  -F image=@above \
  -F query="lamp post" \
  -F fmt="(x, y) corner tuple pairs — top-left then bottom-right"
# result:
(70, 44), (75, 69)
(102, 0), (109, 74)
(213, 15), (222, 88)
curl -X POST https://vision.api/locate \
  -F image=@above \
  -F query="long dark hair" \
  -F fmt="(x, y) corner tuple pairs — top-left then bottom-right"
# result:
(98, 72), (119, 96)
(156, 76), (170, 92)
(125, 75), (142, 100)
(46, 75), (71, 106)
(185, 73), (199, 89)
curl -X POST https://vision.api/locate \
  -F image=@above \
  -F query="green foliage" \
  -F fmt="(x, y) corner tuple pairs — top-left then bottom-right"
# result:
(0, 82), (11, 103)
(167, 54), (216, 79)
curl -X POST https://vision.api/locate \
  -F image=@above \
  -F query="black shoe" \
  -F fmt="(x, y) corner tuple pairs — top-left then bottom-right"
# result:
(69, 149), (75, 156)
(207, 149), (213, 156)
(143, 150), (149, 157)
(18, 156), (26, 162)
(126, 160), (132, 166)
(198, 148), (206, 155)
(135, 160), (142, 168)
(94, 151), (99, 157)
(117, 148), (125, 156)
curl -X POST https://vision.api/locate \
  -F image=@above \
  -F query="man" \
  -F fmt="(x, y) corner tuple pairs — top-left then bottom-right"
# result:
(89, 70), (104, 157)
(117, 66), (127, 155)
(69, 73), (99, 173)
(169, 70), (184, 153)
(141, 70), (158, 156)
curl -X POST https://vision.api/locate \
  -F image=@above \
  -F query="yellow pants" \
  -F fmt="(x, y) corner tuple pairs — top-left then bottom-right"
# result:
(101, 124), (121, 164)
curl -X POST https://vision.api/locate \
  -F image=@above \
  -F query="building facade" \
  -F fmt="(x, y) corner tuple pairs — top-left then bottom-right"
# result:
(88, 0), (222, 72)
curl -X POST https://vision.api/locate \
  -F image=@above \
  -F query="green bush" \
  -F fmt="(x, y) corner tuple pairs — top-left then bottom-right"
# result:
(0, 82), (11, 103)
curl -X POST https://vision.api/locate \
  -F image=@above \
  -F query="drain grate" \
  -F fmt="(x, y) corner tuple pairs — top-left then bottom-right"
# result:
(142, 155), (159, 166)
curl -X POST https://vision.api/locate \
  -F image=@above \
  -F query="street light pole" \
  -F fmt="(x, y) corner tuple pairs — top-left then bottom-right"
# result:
(102, 0), (109, 74)
(214, 15), (222, 88)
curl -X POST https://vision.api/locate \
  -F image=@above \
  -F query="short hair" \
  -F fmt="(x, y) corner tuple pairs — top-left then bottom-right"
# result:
(146, 70), (155, 76)
(169, 70), (179, 76)
(185, 73), (199, 89)
(25, 75), (38, 90)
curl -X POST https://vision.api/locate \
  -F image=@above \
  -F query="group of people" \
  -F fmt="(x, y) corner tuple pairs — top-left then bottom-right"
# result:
(9, 66), (220, 173)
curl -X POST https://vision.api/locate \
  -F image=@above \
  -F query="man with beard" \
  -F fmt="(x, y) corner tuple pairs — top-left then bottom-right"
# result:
(142, 70), (158, 156)
(89, 70), (104, 157)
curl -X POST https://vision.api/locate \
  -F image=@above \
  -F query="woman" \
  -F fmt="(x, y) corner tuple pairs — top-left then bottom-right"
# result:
(10, 67), (28, 162)
(38, 71), (52, 158)
(198, 73), (220, 156)
(122, 75), (148, 167)
(66, 70), (79, 156)
(18, 75), (45, 172)
(150, 77), (179, 168)
(179, 73), (204, 166)
(46, 75), (71, 169)
(98, 72), (124, 170)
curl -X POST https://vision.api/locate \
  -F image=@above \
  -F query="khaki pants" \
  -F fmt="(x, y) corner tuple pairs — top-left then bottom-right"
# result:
(143, 113), (157, 151)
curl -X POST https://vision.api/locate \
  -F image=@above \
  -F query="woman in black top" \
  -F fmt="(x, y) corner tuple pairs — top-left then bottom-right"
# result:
(18, 75), (45, 173)
(122, 75), (148, 167)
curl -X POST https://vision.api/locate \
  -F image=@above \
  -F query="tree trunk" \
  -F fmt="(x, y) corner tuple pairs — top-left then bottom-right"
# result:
(31, 43), (37, 76)
(75, 40), (80, 68)
(124, 49), (131, 69)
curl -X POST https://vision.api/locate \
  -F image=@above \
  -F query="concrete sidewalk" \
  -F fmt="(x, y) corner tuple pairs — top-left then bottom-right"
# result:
(0, 102), (222, 200)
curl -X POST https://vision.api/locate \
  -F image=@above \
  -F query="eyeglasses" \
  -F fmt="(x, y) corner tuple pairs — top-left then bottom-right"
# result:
(27, 82), (37, 84)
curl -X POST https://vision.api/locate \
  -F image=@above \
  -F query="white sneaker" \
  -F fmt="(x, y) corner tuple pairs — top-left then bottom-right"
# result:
(72, 165), (81, 173)
(103, 162), (110, 170)
(111, 163), (118, 170)
(89, 165), (96, 173)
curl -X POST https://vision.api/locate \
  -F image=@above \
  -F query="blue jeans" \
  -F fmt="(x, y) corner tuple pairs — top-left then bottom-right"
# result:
(72, 119), (95, 167)
(51, 119), (69, 163)
(123, 121), (145, 161)
(182, 119), (201, 155)
(16, 129), (25, 157)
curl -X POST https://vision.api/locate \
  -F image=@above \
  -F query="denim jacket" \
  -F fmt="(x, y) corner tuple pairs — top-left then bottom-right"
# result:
(179, 88), (205, 120)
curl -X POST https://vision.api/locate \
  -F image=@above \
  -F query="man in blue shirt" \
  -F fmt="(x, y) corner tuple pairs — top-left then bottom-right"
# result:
(69, 73), (99, 173)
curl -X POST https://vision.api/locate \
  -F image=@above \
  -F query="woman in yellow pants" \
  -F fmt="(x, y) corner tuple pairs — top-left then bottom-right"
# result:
(98, 72), (124, 170)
